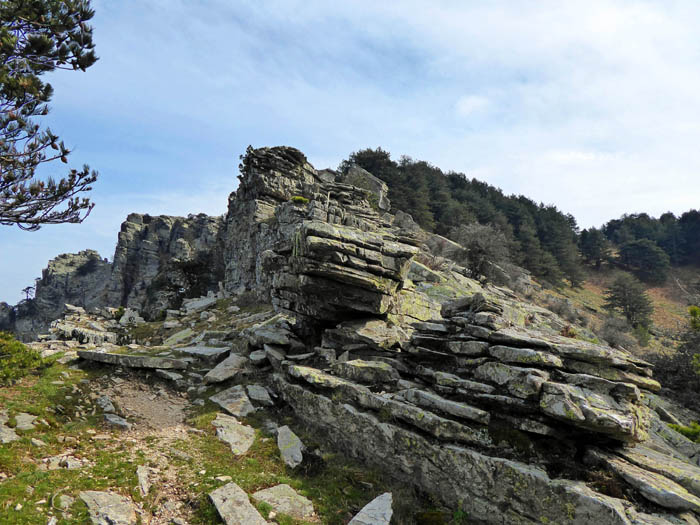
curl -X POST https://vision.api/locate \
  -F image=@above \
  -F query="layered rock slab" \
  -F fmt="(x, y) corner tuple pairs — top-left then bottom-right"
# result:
(274, 375), (642, 524)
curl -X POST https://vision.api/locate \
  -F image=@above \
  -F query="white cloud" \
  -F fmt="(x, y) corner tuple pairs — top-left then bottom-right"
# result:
(455, 95), (490, 117)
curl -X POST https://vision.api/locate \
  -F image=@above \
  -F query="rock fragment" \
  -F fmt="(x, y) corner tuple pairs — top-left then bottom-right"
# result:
(104, 413), (131, 430)
(252, 483), (314, 519)
(247, 384), (274, 406)
(210, 385), (255, 417)
(349, 492), (393, 525)
(209, 482), (267, 525)
(212, 413), (256, 455)
(277, 425), (304, 468)
(79, 490), (137, 525)
(203, 354), (248, 384)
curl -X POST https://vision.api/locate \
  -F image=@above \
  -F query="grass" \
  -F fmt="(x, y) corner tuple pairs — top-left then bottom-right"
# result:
(1, 298), (476, 524)
(0, 356), (138, 524)
(1, 354), (464, 524)
(184, 405), (388, 525)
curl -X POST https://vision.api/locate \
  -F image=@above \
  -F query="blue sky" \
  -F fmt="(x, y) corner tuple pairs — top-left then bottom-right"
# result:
(3, 0), (700, 304)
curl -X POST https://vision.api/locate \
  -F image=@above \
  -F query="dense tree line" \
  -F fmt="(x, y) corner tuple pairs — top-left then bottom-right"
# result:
(340, 148), (700, 289)
(602, 211), (700, 266)
(340, 148), (583, 286)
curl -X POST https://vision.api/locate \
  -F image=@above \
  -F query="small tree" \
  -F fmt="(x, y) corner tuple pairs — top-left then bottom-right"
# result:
(21, 285), (34, 300)
(0, 0), (98, 231)
(604, 273), (654, 328)
(450, 223), (510, 282)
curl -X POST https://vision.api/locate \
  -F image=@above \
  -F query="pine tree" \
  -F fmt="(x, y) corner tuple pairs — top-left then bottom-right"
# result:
(0, 0), (98, 230)
(604, 273), (654, 328)
(580, 228), (610, 269)
(618, 239), (670, 284)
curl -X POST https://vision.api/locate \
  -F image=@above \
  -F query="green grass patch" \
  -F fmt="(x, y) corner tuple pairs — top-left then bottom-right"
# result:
(669, 421), (700, 442)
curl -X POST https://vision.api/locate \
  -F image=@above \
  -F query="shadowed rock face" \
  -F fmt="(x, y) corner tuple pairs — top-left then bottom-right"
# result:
(105, 212), (224, 317)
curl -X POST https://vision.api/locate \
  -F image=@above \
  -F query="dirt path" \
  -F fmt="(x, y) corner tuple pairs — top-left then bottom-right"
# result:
(98, 376), (197, 525)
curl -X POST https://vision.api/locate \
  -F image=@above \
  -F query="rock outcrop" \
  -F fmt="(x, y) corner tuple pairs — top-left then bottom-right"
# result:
(9, 145), (700, 524)
(105, 212), (223, 317)
(2, 250), (111, 339)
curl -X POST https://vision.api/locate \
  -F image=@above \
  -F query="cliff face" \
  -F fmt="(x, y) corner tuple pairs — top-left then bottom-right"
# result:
(4, 213), (224, 338)
(1, 250), (111, 338)
(105, 212), (223, 318)
(9, 146), (700, 524)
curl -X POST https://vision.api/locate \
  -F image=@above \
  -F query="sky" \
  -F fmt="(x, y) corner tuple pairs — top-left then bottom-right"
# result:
(2, 0), (700, 304)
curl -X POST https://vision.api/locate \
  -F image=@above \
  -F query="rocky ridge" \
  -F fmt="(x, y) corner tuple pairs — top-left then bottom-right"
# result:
(4, 146), (700, 524)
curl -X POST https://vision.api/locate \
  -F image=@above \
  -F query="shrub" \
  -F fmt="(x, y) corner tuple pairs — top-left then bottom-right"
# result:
(545, 296), (586, 325)
(0, 332), (44, 385)
(633, 325), (651, 346)
(597, 316), (637, 350)
(290, 195), (309, 205)
(449, 223), (510, 282)
(114, 306), (125, 321)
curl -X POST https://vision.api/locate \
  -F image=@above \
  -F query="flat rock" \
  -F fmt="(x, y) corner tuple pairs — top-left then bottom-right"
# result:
(209, 482), (267, 525)
(183, 296), (218, 314)
(540, 382), (642, 441)
(96, 395), (116, 413)
(164, 328), (195, 346)
(155, 369), (184, 382)
(14, 412), (37, 431)
(210, 385), (255, 417)
(489, 345), (564, 368)
(78, 350), (187, 370)
(331, 359), (399, 385)
(277, 425), (304, 468)
(618, 445), (700, 498)
(0, 425), (19, 443)
(204, 354), (249, 384)
(212, 413), (255, 455)
(252, 483), (314, 519)
(249, 349), (268, 365)
(177, 345), (230, 364)
(446, 340), (490, 356)
(247, 384), (274, 406)
(79, 490), (137, 525)
(402, 389), (490, 425)
(349, 492), (393, 525)
(104, 413), (131, 430)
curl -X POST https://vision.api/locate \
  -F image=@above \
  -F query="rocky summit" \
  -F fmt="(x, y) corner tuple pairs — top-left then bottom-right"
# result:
(4, 146), (700, 524)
